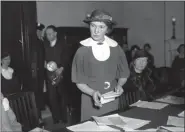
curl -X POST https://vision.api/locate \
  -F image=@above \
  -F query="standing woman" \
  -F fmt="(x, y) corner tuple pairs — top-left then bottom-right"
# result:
(1, 52), (21, 97)
(72, 9), (130, 121)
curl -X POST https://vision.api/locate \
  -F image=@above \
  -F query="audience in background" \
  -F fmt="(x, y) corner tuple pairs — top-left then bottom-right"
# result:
(170, 44), (185, 88)
(1, 52), (21, 97)
(143, 43), (155, 69)
(123, 50), (156, 101)
(130, 45), (140, 62)
(1, 93), (22, 132)
(122, 43), (132, 64)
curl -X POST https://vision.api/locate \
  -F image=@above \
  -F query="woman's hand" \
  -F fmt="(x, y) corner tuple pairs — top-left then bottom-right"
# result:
(92, 91), (102, 108)
(115, 85), (124, 96)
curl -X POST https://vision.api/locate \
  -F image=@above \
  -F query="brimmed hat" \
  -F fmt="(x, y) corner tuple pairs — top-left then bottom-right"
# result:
(133, 50), (148, 60)
(83, 9), (117, 25)
(36, 23), (45, 31)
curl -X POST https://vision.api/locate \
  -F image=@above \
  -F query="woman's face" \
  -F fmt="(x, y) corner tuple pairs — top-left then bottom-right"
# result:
(134, 57), (148, 71)
(90, 21), (108, 42)
(2, 56), (11, 67)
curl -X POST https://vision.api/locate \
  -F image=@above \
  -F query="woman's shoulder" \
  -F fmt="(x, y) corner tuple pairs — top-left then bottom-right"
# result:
(75, 45), (91, 55)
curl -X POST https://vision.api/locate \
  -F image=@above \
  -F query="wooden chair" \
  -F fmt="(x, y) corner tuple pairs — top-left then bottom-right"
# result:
(118, 90), (140, 110)
(7, 92), (39, 132)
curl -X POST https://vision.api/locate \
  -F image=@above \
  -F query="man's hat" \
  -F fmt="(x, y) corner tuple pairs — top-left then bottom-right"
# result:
(36, 23), (45, 30)
(83, 9), (117, 25)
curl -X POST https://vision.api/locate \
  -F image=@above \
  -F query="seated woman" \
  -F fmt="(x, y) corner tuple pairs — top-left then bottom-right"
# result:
(1, 93), (22, 132)
(1, 52), (21, 97)
(170, 44), (185, 89)
(123, 50), (156, 101)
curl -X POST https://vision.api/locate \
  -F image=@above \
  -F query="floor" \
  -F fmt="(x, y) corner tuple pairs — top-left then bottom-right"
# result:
(41, 107), (67, 132)
(41, 106), (80, 132)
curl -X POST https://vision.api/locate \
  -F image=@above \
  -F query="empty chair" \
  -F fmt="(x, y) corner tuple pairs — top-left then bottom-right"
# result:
(7, 92), (39, 132)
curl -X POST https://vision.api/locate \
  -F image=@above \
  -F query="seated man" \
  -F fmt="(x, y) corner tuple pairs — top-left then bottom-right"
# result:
(123, 50), (156, 101)
(1, 93), (22, 132)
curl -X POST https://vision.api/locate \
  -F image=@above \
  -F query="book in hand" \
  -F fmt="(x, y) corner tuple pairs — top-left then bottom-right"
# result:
(100, 91), (120, 104)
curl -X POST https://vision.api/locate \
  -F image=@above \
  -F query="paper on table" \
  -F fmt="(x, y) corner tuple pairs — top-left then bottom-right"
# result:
(125, 128), (157, 132)
(92, 116), (126, 126)
(103, 114), (150, 130)
(155, 95), (184, 105)
(130, 100), (168, 110)
(167, 116), (184, 127)
(67, 121), (120, 132)
(178, 111), (184, 117)
(158, 126), (184, 132)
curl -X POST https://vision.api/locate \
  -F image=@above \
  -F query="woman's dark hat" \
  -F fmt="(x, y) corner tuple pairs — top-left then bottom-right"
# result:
(36, 23), (45, 31)
(133, 50), (148, 60)
(83, 9), (117, 25)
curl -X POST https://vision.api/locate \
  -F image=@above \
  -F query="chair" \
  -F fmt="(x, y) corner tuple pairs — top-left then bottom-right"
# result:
(7, 92), (39, 132)
(118, 90), (140, 110)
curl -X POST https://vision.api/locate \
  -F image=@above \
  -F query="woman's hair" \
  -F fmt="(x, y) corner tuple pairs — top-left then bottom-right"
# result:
(1, 52), (10, 59)
(177, 44), (185, 53)
(130, 45), (140, 52)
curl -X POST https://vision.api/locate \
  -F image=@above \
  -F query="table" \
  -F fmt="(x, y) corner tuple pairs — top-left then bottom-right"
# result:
(54, 93), (184, 132)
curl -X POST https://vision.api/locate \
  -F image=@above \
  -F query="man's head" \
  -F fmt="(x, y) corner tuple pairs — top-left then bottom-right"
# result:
(36, 23), (45, 40)
(45, 25), (57, 42)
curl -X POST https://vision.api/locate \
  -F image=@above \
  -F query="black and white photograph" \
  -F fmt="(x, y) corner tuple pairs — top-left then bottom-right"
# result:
(1, 1), (184, 132)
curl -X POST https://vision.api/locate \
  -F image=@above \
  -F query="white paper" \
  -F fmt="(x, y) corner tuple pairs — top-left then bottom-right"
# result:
(67, 114), (150, 132)
(100, 97), (115, 104)
(159, 126), (184, 132)
(125, 128), (157, 132)
(29, 127), (50, 132)
(156, 95), (184, 105)
(102, 91), (120, 99)
(178, 111), (184, 117)
(67, 121), (120, 132)
(130, 100), (168, 110)
(167, 116), (184, 127)
(92, 115), (126, 126)
(103, 114), (150, 130)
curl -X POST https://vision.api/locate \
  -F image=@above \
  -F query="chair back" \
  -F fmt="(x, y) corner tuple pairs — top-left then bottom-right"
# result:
(119, 91), (140, 110)
(7, 92), (39, 131)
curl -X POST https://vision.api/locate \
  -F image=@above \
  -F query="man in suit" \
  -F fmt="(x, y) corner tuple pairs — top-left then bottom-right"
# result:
(44, 25), (70, 124)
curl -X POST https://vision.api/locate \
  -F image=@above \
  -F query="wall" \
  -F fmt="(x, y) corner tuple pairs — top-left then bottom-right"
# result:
(37, 1), (184, 67)
(122, 2), (165, 67)
(37, 1), (125, 27)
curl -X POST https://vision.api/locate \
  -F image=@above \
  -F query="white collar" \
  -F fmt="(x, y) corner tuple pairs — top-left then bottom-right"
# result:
(50, 39), (57, 47)
(80, 36), (118, 47)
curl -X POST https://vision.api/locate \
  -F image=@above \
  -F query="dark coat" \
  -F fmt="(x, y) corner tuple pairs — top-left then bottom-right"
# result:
(123, 64), (156, 101)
